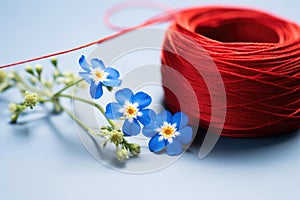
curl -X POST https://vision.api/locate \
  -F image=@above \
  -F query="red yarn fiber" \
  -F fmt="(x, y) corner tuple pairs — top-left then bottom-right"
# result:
(161, 7), (300, 137)
(1, 5), (299, 137)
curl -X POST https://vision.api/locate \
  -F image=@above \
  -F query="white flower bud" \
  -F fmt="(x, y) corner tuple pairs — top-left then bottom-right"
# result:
(129, 143), (141, 156)
(24, 92), (38, 109)
(0, 70), (6, 83)
(116, 148), (129, 162)
(35, 64), (43, 75)
(110, 130), (123, 145)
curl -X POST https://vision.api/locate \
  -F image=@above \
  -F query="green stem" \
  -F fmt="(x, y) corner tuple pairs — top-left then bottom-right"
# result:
(29, 73), (53, 94)
(38, 98), (53, 103)
(52, 98), (62, 113)
(59, 94), (116, 128)
(61, 105), (104, 138)
(13, 72), (52, 97)
(53, 79), (83, 97)
(16, 82), (51, 97)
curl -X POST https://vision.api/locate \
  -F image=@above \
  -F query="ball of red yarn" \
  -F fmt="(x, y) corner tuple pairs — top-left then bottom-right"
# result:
(161, 6), (300, 137)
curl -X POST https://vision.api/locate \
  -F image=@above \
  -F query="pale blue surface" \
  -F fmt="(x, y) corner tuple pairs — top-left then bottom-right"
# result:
(1, 0), (300, 200)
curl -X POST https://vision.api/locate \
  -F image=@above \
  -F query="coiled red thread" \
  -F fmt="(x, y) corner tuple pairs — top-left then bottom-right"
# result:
(1, 5), (299, 137)
(162, 7), (300, 137)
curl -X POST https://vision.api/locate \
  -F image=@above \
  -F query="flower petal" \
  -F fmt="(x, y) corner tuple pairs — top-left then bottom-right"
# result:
(91, 58), (105, 69)
(105, 67), (120, 79)
(105, 102), (123, 119)
(115, 88), (133, 105)
(79, 55), (91, 72)
(79, 72), (92, 84)
(142, 121), (159, 137)
(131, 91), (152, 108)
(171, 112), (189, 129)
(156, 110), (172, 126)
(165, 110), (172, 123)
(137, 109), (152, 126)
(149, 109), (157, 120)
(166, 140), (182, 155)
(176, 126), (193, 144)
(122, 118), (141, 136)
(103, 79), (122, 87)
(89, 82), (103, 99)
(148, 134), (166, 152)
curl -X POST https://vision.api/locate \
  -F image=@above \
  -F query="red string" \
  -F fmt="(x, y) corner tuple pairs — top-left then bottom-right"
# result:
(104, 0), (173, 31)
(0, 1), (175, 69)
(1, 4), (299, 137)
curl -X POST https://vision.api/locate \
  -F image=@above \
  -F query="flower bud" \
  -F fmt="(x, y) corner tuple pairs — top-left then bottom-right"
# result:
(53, 70), (60, 78)
(9, 103), (18, 113)
(0, 83), (11, 92)
(35, 64), (43, 75)
(50, 57), (57, 68)
(7, 71), (15, 79)
(9, 103), (25, 123)
(10, 113), (19, 123)
(0, 70), (6, 83)
(128, 143), (141, 156)
(24, 92), (38, 109)
(25, 65), (34, 75)
(116, 148), (129, 162)
(110, 130), (123, 145)
(9, 71), (22, 82)
(43, 81), (53, 88)
(29, 77), (36, 85)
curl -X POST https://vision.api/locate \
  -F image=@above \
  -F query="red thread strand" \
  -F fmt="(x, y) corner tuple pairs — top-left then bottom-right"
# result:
(1, 4), (299, 137)
(104, 0), (173, 31)
(0, 1), (176, 69)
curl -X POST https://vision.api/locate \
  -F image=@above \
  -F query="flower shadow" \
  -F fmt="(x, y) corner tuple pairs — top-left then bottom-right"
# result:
(6, 109), (96, 161)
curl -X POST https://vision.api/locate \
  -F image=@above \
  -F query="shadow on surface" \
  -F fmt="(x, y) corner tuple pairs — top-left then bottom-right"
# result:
(44, 114), (98, 160)
(188, 128), (299, 164)
(6, 110), (94, 161)
(7, 111), (49, 137)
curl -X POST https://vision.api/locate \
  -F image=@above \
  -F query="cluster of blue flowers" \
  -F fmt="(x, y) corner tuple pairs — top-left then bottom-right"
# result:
(79, 55), (193, 156)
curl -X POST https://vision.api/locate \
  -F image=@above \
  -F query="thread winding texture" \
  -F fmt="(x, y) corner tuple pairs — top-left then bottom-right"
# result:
(161, 7), (300, 137)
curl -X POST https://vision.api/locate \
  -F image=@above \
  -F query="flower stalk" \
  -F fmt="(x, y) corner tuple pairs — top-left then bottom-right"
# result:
(0, 55), (193, 163)
(0, 56), (141, 162)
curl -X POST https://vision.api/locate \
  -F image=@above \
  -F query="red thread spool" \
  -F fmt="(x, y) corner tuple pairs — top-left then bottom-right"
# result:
(161, 7), (300, 137)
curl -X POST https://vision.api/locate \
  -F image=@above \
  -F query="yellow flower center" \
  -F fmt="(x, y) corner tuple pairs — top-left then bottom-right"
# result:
(160, 124), (176, 139)
(89, 68), (108, 85)
(125, 105), (138, 118)
(119, 101), (142, 123)
(95, 70), (105, 79)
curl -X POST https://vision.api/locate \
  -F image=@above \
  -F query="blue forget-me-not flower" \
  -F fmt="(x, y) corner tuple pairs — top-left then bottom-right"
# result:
(79, 55), (121, 99)
(105, 88), (152, 136)
(142, 110), (193, 155)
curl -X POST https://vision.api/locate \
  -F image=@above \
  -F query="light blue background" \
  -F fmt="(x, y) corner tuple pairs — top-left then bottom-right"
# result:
(0, 0), (299, 200)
